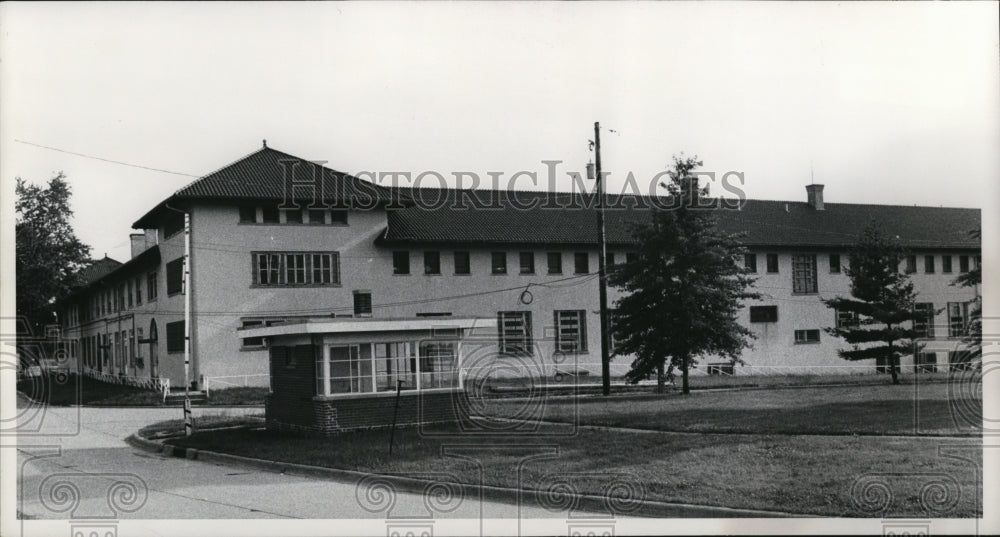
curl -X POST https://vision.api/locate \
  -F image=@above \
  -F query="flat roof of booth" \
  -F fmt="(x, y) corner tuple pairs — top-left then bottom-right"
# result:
(237, 317), (493, 339)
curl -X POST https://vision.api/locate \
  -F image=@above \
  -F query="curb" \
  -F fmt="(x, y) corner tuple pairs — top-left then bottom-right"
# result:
(126, 431), (804, 518)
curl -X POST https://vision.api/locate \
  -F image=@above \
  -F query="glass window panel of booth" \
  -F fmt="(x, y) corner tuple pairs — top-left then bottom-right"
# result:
(320, 345), (373, 395)
(419, 341), (458, 390)
(375, 342), (418, 392)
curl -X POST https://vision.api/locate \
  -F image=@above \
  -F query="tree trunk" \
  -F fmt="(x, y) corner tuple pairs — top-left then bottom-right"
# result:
(888, 336), (900, 385)
(681, 356), (690, 395)
(656, 363), (665, 394)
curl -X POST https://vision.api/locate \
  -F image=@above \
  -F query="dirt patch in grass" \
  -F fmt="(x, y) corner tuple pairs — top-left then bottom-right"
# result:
(164, 422), (981, 517)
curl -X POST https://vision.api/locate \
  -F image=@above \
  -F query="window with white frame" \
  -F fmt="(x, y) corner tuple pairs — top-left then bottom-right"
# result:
(948, 302), (969, 338)
(252, 252), (339, 286)
(375, 342), (418, 391)
(419, 341), (458, 390)
(315, 340), (458, 396)
(498, 311), (532, 355)
(913, 303), (934, 338)
(794, 329), (820, 344)
(554, 310), (587, 353)
(835, 308), (859, 329)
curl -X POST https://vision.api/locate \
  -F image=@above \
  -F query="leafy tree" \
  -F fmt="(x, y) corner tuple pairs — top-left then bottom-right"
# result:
(823, 222), (921, 385)
(609, 156), (759, 394)
(951, 228), (981, 362)
(15, 173), (91, 336)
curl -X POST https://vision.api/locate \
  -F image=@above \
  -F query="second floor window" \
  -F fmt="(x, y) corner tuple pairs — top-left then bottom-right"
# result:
(942, 255), (952, 273)
(498, 311), (532, 355)
(252, 252), (340, 286)
(520, 252), (535, 274)
(393, 251), (410, 275)
(791, 254), (817, 294)
(905, 255), (917, 274)
(147, 271), (158, 301)
(454, 251), (470, 275)
(166, 258), (184, 295)
(424, 251), (441, 275)
(547, 252), (563, 274)
(744, 253), (758, 273)
(914, 302), (934, 338)
(829, 254), (841, 273)
(574, 252), (589, 274)
(492, 252), (507, 274)
(766, 253), (779, 273)
(924, 255), (935, 273)
(353, 291), (373, 316)
(554, 310), (587, 353)
(948, 302), (969, 337)
(959, 255), (970, 273)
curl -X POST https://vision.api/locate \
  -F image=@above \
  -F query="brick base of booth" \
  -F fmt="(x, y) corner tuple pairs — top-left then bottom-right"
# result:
(265, 389), (462, 437)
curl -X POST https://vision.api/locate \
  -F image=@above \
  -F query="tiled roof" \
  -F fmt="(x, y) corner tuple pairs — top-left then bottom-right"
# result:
(75, 257), (123, 285)
(380, 188), (981, 250)
(133, 146), (406, 228)
(64, 246), (161, 302)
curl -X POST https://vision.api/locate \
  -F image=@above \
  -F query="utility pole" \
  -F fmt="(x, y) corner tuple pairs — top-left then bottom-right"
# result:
(594, 121), (612, 396)
(183, 211), (193, 436)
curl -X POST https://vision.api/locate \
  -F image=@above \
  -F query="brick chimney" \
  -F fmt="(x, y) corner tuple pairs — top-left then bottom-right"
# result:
(806, 184), (825, 210)
(130, 230), (158, 258)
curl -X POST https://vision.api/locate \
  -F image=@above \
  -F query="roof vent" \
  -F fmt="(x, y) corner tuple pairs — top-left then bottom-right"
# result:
(806, 184), (825, 210)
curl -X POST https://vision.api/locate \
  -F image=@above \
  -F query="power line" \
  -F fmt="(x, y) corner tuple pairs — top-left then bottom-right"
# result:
(14, 139), (200, 178)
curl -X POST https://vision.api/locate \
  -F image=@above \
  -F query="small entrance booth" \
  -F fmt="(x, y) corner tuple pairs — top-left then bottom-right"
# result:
(238, 317), (494, 436)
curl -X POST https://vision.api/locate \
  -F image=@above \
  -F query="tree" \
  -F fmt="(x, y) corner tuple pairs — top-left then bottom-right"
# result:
(15, 173), (91, 336)
(950, 228), (981, 363)
(609, 156), (759, 394)
(823, 222), (921, 385)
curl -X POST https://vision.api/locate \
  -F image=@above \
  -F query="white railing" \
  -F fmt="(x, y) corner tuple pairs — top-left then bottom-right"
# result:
(80, 367), (171, 400)
(203, 374), (269, 397)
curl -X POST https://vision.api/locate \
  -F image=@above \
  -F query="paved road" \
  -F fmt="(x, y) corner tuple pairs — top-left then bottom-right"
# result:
(13, 402), (561, 523)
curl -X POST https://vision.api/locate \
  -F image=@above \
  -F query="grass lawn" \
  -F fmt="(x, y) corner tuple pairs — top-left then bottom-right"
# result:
(16, 372), (267, 406)
(162, 382), (983, 517)
(484, 381), (982, 436)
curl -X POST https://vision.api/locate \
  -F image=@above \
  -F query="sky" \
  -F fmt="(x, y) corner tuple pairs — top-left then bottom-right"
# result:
(2, 2), (998, 262)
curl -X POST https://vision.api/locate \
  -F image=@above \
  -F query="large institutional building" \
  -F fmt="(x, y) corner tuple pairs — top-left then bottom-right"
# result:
(57, 144), (981, 393)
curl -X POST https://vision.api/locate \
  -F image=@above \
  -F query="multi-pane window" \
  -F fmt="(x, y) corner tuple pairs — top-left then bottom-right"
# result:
(749, 305), (778, 323)
(134, 276), (142, 305)
(147, 271), (158, 301)
(574, 252), (589, 274)
(454, 251), (471, 275)
(913, 302), (934, 338)
(127, 280), (133, 308)
(128, 329), (136, 367)
(905, 255), (917, 274)
(829, 254), (841, 273)
(744, 253), (757, 273)
(353, 291), (373, 317)
(393, 251), (410, 275)
(252, 252), (339, 286)
(942, 255), (952, 273)
(241, 320), (265, 349)
(948, 302), (969, 337)
(520, 252), (535, 274)
(547, 252), (563, 274)
(239, 205), (257, 223)
(424, 251), (441, 275)
(924, 255), (935, 273)
(498, 311), (532, 355)
(766, 253), (779, 273)
(375, 342), (418, 391)
(794, 329), (820, 344)
(959, 255), (970, 273)
(492, 252), (508, 274)
(554, 310), (587, 353)
(320, 345), (372, 395)
(166, 258), (184, 295)
(792, 254), (818, 294)
(835, 308), (859, 329)
(419, 342), (458, 390)
(166, 320), (185, 353)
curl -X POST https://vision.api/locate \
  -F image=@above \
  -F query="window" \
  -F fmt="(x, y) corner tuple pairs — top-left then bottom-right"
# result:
(166, 320), (185, 353)
(307, 209), (326, 225)
(128, 329), (135, 367)
(353, 291), (373, 317)
(744, 253), (757, 273)
(749, 305), (778, 323)
(419, 341), (458, 390)
(163, 212), (184, 238)
(924, 255), (935, 273)
(393, 251), (410, 275)
(519, 252), (535, 274)
(147, 271), (158, 301)
(375, 342), (418, 391)
(905, 255), (917, 274)
(836, 308), (859, 329)
(261, 205), (280, 223)
(491, 252), (507, 274)
(283, 208), (303, 224)
(942, 255), (952, 273)
(134, 276), (142, 305)
(454, 251), (471, 275)
(914, 302), (934, 338)
(127, 280), (133, 308)
(948, 302), (969, 337)
(605, 252), (616, 268)
(794, 329), (820, 344)
(241, 320), (265, 349)
(498, 311), (532, 355)
(319, 345), (372, 395)
(330, 210), (348, 225)
(791, 254), (818, 294)
(166, 258), (184, 295)
(239, 205), (257, 223)
(252, 252), (339, 286)
(829, 254), (841, 273)
(708, 363), (735, 376)
(766, 253), (779, 273)
(574, 252), (589, 274)
(424, 251), (441, 275)
(914, 353), (937, 373)
(554, 310), (587, 353)
(547, 252), (563, 274)
(959, 255), (970, 273)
